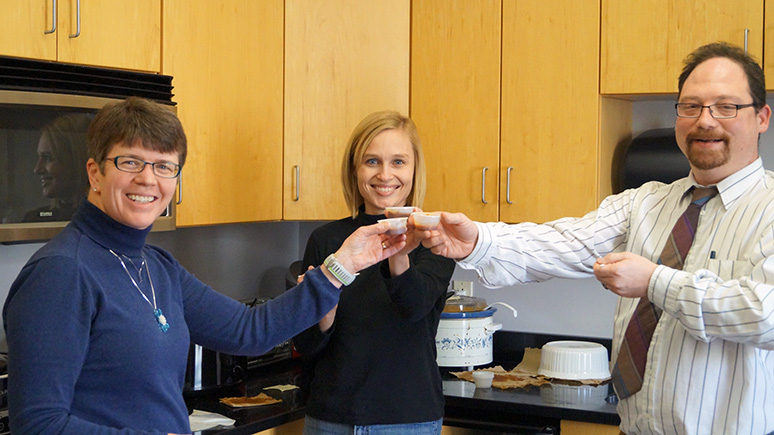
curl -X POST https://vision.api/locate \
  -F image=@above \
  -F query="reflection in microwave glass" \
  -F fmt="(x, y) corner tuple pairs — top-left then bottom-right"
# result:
(0, 107), (93, 224)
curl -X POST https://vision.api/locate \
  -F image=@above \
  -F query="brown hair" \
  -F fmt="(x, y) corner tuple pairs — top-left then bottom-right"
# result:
(678, 42), (766, 111)
(88, 96), (187, 171)
(341, 111), (426, 218)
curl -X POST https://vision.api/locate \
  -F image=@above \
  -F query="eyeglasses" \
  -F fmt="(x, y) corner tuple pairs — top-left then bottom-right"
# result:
(675, 103), (755, 119)
(107, 155), (181, 178)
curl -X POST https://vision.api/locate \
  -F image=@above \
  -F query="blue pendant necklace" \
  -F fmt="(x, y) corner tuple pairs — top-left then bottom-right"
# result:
(109, 249), (170, 332)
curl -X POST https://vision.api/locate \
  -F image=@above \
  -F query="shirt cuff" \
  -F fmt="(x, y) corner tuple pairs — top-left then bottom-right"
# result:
(457, 221), (492, 269)
(649, 264), (689, 313)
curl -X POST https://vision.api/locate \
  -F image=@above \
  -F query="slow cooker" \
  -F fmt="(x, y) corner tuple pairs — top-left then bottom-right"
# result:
(435, 295), (517, 367)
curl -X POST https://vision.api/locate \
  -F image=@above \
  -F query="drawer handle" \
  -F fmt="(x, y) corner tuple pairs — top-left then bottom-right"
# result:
(744, 28), (749, 54)
(69, 0), (80, 38)
(481, 167), (488, 204)
(293, 165), (300, 201)
(45, 0), (57, 34)
(506, 166), (513, 204)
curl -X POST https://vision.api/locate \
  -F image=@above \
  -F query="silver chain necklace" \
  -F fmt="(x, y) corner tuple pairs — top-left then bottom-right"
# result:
(109, 249), (170, 332)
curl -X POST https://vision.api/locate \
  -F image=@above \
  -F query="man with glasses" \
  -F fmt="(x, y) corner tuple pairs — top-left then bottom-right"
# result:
(420, 42), (774, 434)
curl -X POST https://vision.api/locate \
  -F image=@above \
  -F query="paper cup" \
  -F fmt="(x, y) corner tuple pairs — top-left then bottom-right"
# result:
(472, 370), (494, 388)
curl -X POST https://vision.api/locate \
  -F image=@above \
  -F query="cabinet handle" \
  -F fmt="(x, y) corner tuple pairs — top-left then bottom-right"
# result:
(176, 172), (183, 205)
(69, 0), (80, 38)
(506, 167), (513, 204)
(293, 165), (300, 201)
(44, 0), (57, 34)
(481, 167), (488, 204)
(744, 28), (749, 54)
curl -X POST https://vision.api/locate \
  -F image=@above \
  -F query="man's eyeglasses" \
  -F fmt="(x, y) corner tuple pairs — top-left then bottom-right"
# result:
(675, 103), (755, 119)
(107, 156), (181, 178)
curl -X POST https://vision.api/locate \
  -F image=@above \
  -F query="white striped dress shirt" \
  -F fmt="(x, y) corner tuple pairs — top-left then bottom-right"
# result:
(458, 158), (774, 434)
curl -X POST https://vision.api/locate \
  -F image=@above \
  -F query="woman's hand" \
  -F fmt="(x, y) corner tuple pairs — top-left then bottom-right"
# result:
(420, 212), (478, 260)
(387, 208), (425, 277)
(322, 221), (406, 286)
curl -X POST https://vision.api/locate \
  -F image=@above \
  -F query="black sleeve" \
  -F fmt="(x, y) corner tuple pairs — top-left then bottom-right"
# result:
(380, 245), (456, 322)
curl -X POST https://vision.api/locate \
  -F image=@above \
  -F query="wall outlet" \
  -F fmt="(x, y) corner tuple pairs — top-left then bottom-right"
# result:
(452, 280), (473, 296)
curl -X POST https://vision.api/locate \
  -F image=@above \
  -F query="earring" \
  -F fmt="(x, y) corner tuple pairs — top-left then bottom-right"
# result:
(92, 187), (98, 192)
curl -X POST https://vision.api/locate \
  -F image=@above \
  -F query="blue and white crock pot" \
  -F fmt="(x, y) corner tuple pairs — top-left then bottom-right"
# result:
(435, 297), (518, 367)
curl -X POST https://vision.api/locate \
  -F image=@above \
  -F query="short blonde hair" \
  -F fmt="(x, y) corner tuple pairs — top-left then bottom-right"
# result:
(341, 111), (426, 218)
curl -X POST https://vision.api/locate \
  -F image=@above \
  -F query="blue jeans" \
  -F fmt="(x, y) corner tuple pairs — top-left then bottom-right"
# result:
(303, 416), (443, 435)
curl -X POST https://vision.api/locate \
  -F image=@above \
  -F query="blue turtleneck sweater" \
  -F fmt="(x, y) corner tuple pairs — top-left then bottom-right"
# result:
(4, 201), (341, 434)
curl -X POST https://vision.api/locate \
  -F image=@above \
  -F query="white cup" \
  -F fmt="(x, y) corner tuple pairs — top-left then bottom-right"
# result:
(472, 371), (494, 388)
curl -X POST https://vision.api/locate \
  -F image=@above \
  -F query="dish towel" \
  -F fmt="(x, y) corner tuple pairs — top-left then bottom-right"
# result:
(611, 186), (717, 399)
(189, 409), (236, 432)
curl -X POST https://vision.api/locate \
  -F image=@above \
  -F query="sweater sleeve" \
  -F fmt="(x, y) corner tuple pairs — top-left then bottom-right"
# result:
(292, 229), (335, 357)
(4, 257), (166, 435)
(182, 263), (342, 356)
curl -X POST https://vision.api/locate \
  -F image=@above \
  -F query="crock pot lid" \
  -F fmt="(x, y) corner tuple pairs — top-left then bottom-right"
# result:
(443, 295), (488, 313)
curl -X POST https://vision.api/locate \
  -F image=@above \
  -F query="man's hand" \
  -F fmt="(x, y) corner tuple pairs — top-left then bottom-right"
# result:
(593, 252), (658, 298)
(420, 212), (478, 260)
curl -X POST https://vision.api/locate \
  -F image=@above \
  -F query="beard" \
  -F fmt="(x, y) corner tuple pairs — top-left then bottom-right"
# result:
(685, 136), (730, 170)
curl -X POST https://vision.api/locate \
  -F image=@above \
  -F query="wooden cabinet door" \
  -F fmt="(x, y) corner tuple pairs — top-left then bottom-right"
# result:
(765, 0), (774, 90)
(500, 0), (600, 223)
(601, 0), (763, 94)
(283, 0), (410, 221)
(0, 0), (57, 61)
(411, 0), (501, 222)
(58, 0), (161, 72)
(561, 420), (620, 435)
(163, 0), (284, 226)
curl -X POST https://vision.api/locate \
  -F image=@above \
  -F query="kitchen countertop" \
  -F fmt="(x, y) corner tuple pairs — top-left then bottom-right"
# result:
(187, 332), (621, 434)
(184, 359), (308, 435)
(441, 374), (619, 431)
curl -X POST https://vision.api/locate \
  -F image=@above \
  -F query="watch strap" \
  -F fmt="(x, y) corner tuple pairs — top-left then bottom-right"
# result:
(323, 254), (358, 286)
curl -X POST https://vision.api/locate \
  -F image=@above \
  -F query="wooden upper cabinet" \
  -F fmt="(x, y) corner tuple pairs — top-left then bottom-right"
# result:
(58, 0), (161, 72)
(765, 0), (774, 90)
(500, 0), (600, 223)
(0, 0), (161, 72)
(163, 0), (284, 226)
(283, 0), (410, 221)
(0, 0), (57, 61)
(411, 0), (501, 222)
(601, 0), (763, 95)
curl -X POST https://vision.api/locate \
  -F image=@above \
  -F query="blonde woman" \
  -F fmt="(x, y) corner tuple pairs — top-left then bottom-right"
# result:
(294, 111), (455, 435)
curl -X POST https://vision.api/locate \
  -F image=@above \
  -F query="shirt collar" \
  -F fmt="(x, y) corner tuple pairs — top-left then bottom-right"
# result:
(685, 157), (765, 210)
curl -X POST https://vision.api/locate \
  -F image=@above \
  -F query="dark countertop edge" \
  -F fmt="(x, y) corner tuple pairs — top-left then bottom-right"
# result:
(444, 393), (620, 426)
(210, 409), (305, 435)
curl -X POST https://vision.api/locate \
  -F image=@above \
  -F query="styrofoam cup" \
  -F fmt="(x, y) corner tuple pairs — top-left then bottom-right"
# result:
(472, 370), (494, 388)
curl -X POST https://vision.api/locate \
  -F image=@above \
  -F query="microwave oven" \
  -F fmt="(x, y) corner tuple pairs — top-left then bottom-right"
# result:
(0, 56), (177, 243)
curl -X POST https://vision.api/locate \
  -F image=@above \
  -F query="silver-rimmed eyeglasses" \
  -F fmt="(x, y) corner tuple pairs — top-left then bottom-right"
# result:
(107, 155), (181, 178)
(675, 102), (755, 119)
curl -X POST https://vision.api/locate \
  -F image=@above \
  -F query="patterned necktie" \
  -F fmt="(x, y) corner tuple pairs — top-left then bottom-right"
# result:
(611, 186), (717, 399)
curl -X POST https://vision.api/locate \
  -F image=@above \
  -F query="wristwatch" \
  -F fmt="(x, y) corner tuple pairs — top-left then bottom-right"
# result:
(323, 254), (358, 286)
